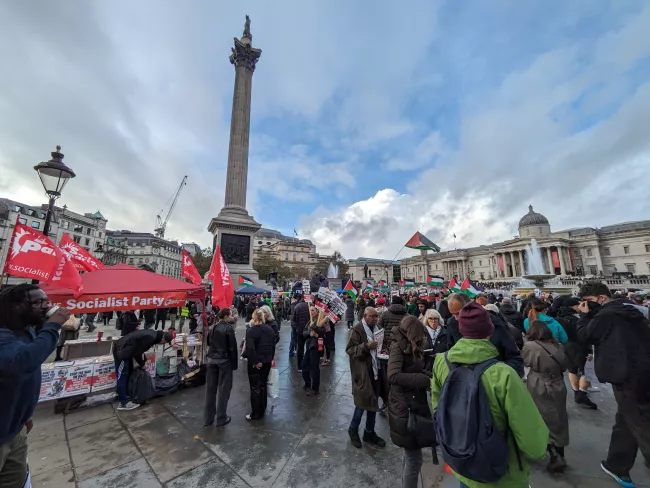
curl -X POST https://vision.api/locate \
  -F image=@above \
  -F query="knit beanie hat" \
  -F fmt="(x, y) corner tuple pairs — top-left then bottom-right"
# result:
(459, 302), (494, 339)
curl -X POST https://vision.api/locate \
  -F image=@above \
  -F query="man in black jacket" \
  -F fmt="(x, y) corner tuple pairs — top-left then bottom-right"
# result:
(376, 295), (407, 411)
(113, 329), (172, 410)
(204, 308), (238, 427)
(120, 310), (140, 337)
(291, 295), (310, 372)
(577, 282), (650, 487)
(499, 297), (525, 333)
(447, 293), (523, 376)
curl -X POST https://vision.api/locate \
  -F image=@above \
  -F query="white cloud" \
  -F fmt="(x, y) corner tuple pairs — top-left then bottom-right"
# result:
(302, 6), (650, 258)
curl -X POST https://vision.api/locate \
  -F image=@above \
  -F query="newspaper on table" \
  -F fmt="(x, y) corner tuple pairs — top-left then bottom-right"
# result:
(375, 328), (388, 360)
(315, 287), (347, 323)
(61, 359), (95, 398)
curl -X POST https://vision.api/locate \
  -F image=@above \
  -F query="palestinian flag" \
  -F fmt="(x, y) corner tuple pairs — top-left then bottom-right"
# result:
(460, 277), (480, 298)
(427, 275), (444, 287)
(378, 279), (390, 291)
(364, 281), (374, 292)
(400, 279), (414, 288)
(449, 277), (461, 292)
(405, 231), (441, 252)
(238, 275), (254, 287)
(344, 280), (357, 299)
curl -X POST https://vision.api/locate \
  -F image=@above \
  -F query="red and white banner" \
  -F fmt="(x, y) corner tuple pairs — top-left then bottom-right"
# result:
(48, 291), (190, 313)
(59, 233), (105, 272)
(181, 249), (203, 285)
(3, 221), (83, 295)
(209, 245), (234, 309)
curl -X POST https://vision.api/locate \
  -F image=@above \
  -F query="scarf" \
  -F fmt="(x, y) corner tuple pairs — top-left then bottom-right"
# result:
(362, 319), (378, 380)
(426, 325), (441, 344)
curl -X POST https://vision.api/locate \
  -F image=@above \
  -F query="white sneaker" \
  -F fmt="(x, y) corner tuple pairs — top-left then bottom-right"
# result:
(117, 401), (140, 411)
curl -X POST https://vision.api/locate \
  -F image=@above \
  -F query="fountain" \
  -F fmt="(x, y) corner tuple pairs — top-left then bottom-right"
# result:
(327, 262), (342, 291)
(512, 238), (573, 296)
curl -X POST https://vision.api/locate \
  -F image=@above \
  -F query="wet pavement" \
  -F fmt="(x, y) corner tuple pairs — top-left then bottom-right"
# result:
(31, 318), (649, 487)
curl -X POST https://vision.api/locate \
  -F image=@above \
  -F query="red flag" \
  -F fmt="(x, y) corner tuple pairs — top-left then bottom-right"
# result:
(3, 221), (83, 296)
(181, 250), (203, 285)
(209, 246), (234, 309)
(59, 233), (105, 272)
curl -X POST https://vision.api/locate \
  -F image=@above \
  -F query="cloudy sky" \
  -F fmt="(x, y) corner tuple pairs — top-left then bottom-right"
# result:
(1, 1), (649, 260)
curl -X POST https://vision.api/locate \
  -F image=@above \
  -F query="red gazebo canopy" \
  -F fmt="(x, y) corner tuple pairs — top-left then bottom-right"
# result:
(40, 264), (205, 313)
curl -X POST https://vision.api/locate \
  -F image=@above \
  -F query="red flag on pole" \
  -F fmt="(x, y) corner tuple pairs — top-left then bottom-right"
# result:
(3, 221), (83, 296)
(59, 233), (105, 272)
(209, 245), (234, 309)
(181, 250), (203, 285)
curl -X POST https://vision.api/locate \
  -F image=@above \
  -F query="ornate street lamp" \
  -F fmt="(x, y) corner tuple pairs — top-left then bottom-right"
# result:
(33, 145), (76, 237)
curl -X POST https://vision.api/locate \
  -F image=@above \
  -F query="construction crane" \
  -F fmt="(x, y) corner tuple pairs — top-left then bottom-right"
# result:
(154, 176), (188, 238)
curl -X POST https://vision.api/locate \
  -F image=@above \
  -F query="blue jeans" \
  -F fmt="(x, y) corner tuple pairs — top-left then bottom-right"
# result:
(349, 378), (380, 432)
(289, 328), (297, 355)
(115, 358), (131, 405)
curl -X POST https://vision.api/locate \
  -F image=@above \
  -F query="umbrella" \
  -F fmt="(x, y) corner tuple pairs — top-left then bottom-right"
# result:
(235, 285), (271, 294)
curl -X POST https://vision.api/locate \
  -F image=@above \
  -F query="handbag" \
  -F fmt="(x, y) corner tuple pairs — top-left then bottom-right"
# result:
(406, 392), (436, 447)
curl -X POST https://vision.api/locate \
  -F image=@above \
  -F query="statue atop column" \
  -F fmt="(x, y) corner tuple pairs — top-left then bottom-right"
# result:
(242, 15), (252, 40)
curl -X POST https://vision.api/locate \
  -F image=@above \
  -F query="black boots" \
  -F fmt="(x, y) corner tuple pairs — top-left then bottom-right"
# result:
(348, 428), (362, 448)
(55, 346), (63, 361)
(362, 430), (386, 448)
(547, 445), (567, 473)
(348, 428), (386, 448)
(575, 389), (598, 410)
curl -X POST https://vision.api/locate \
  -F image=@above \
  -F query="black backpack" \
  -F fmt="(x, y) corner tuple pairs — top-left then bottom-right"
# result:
(434, 353), (513, 483)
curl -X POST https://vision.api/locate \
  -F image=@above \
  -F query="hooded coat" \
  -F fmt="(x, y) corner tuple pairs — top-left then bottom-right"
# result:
(522, 340), (569, 447)
(345, 297), (356, 322)
(377, 303), (407, 355)
(346, 323), (380, 412)
(499, 304), (524, 333)
(387, 327), (432, 449)
(577, 299), (650, 401)
(431, 339), (549, 488)
(523, 314), (568, 344)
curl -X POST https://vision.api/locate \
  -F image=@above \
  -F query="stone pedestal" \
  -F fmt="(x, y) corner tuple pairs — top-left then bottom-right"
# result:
(208, 214), (262, 286)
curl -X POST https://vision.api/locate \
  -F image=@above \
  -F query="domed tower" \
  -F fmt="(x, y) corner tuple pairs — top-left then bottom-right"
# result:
(518, 205), (551, 238)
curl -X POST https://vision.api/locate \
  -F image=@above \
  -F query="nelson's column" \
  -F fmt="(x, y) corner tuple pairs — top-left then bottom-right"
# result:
(208, 15), (263, 284)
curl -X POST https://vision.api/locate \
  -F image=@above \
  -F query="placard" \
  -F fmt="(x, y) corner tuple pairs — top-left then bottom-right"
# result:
(39, 364), (67, 402)
(302, 279), (311, 292)
(304, 294), (313, 303)
(61, 363), (94, 398)
(271, 290), (279, 303)
(144, 351), (156, 378)
(91, 357), (117, 392)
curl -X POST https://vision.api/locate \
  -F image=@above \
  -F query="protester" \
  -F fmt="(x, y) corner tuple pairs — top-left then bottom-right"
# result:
(554, 296), (597, 409)
(245, 298), (256, 323)
(522, 320), (570, 473)
(356, 296), (367, 322)
(431, 301), (549, 487)
(524, 298), (568, 343)
(407, 296), (419, 317)
(55, 313), (80, 361)
(140, 308), (155, 330)
(345, 295), (356, 329)
(377, 295), (408, 412)
(484, 304), (525, 366)
(498, 297), (524, 333)
(577, 282), (650, 487)
(120, 310), (140, 337)
(346, 307), (386, 449)
(387, 316), (432, 488)
(244, 309), (276, 420)
(204, 308), (238, 428)
(290, 294), (310, 372)
(168, 307), (178, 330)
(260, 305), (280, 343)
(0, 284), (72, 487)
(416, 300), (427, 322)
(113, 329), (173, 411)
(422, 308), (448, 373)
(303, 306), (327, 396)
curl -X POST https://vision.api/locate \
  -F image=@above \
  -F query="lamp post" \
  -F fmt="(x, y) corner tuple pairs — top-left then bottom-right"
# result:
(33, 145), (76, 237)
(32, 145), (75, 284)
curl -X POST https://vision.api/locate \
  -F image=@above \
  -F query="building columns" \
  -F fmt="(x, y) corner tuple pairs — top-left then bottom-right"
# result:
(518, 250), (525, 276)
(546, 247), (553, 274)
(558, 246), (567, 276)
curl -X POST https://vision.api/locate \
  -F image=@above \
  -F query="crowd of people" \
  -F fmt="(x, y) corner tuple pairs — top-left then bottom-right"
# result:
(1, 282), (649, 488)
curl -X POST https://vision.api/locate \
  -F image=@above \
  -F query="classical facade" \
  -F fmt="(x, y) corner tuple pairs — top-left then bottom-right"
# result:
(399, 206), (650, 283)
(0, 198), (108, 278)
(107, 230), (182, 279)
(253, 228), (320, 268)
(348, 257), (400, 284)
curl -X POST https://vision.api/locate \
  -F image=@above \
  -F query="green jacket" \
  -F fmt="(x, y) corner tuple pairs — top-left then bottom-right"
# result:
(407, 302), (419, 316)
(431, 339), (548, 488)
